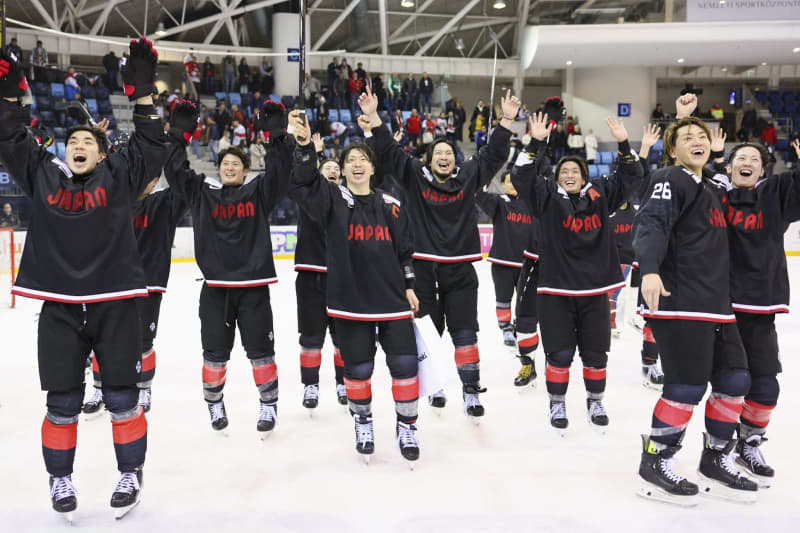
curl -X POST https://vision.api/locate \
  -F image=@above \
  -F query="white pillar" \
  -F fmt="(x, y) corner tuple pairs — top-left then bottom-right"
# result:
(272, 12), (310, 97)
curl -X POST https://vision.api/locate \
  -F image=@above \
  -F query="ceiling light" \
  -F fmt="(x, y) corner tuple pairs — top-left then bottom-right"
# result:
(493, 1), (507, 8)
(155, 22), (167, 36)
(677, 58), (684, 63)
(719, 0), (726, 4)
(565, 60), (573, 65)
(455, 38), (465, 51)
(793, 47), (800, 53)
(761, 62), (768, 66)
(721, 66), (727, 72)
(401, 0), (414, 8)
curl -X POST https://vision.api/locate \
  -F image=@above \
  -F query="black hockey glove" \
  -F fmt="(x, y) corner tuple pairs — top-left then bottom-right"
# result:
(0, 49), (30, 99)
(121, 37), (158, 101)
(169, 99), (199, 146)
(262, 100), (287, 143)
(30, 117), (54, 148)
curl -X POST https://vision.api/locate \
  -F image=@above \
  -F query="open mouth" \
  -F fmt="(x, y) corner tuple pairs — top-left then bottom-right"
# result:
(691, 148), (706, 157)
(564, 179), (577, 188)
(73, 154), (87, 164)
(739, 169), (753, 177)
(436, 162), (450, 172)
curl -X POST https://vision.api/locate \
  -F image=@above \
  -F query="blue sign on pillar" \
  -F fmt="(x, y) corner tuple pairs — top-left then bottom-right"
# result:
(617, 103), (631, 117)
(287, 48), (300, 62)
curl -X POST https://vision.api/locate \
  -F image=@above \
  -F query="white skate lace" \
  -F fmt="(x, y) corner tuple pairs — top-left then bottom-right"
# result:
(647, 364), (664, 381)
(50, 476), (76, 501)
(87, 388), (103, 405)
(464, 393), (481, 410)
(114, 472), (140, 495)
(336, 384), (347, 399)
(303, 384), (320, 401)
(355, 416), (374, 446)
(743, 437), (767, 466)
(720, 449), (741, 477)
(550, 401), (566, 421)
(503, 330), (516, 343)
(397, 422), (419, 448)
(138, 388), (151, 407)
(209, 401), (225, 422)
(659, 456), (686, 483)
(588, 400), (607, 419)
(258, 403), (276, 423)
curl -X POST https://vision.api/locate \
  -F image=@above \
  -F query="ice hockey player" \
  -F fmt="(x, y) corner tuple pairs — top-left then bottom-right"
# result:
(358, 86), (519, 420)
(0, 38), (167, 519)
(164, 99), (291, 438)
(514, 112), (643, 433)
(634, 93), (757, 505)
(288, 111), (421, 464)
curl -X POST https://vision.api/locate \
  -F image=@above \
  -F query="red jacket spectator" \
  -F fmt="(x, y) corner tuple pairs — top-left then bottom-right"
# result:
(424, 119), (437, 134)
(406, 114), (422, 135)
(349, 75), (363, 95)
(761, 124), (778, 146)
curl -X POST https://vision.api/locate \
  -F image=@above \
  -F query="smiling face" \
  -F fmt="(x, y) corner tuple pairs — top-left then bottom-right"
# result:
(341, 147), (373, 192)
(65, 130), (105, 175)
(218, 153), (248, 186)
(557, 161), (585, 194)
(669, 124), (710, 173)
(429, 141), (455, 180)
(728, 145), (765, 189)
(320, 160), (341, 182)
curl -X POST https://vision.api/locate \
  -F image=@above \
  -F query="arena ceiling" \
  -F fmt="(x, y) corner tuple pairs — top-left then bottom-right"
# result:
(6, 0), (666, 59)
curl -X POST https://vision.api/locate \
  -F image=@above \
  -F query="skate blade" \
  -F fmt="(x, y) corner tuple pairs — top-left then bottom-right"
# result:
(82, 410), (106, 422)
(587, 418), (608, 435)
(258, 430), (274, 441)
(697, 472), (758, 504)
(306, 408), (314, 418)
(113, 498), (140, 520)
(611, 330), (621, 338)
(636, 481), (698, 507)
(735, 461), (774, 489)
(360, 454), (372, 465)
(465, 413), (482, 426)
(643, 380), (664, 392)
(514, 381), (537, 393)
(212, 428), (229, 438)
(553, 427), (567, 437)
(57, 511), (75, 525)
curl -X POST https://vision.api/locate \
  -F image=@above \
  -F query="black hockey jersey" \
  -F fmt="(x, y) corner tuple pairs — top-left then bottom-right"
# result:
(634, 166), (735, 322)
(513, 138), (643, 296)
(163, 136), (292, 287)
(133, 187), (188, 292)
(370, 124), (510, 263)
(721, 167), (800, 314)
(610, 202), (636, 265)
(289, 144), (415, 321)
(0, 101), (167, 303)
(294, 205), (327, 272)
(475, 188), (533, 268)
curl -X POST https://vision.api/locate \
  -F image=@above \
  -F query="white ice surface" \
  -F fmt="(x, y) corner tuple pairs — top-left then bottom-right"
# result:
(1, 259), (799, 532)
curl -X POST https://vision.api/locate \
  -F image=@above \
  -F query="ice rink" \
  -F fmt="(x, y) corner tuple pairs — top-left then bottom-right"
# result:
(1, 258), (799, 532)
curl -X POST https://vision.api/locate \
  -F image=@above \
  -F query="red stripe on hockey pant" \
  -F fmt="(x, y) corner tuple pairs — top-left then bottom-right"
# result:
(583, 367), (606, 380)
(518, 333), (539, 348)
(41, 419), (77, 450)
(141, 350), (156, 373)
(454, 345), (480, 366)
(741, 399), (775, 427)
(495, 308), (512, 323)
(112, 408), (148, 445)
(705, 394), (744, 424)
(344, 378), (372, 400)
(545, 363), (570, 384)
(252, 362), (278, 386)
(334, 349), (344, 367)
(202, 364), (227, 387)
(91, 354), (100, 373)
(653, 398), (694, 427)
(300, 349), (322, 368)
(643, 326), (656, 344)
(392, 377), (419, 402)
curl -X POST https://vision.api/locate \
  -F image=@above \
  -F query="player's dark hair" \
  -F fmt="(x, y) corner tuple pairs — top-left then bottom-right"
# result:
(555, 155), (589, 185)
(662, 117), (710, 167)
(339, 143), (376, 169)
(727, 142), (769, 168)
(216, 146), (249, 169)
(319, 158), (340, 170)
(65, 125), (108, 154)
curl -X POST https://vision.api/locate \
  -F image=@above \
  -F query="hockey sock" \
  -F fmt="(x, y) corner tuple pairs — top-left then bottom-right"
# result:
(106, 386), (147, 472)
(389, 354), (419, 424)
(495, 301), (512, 330)
(580, 351), (608, 398)
(42, 388), (83, 477)
(740, 375), (779, 438)
(545, 348), (574, 398)
(452, 329), (480, 385)
(641, 325), (658, 365)
(344, 360), (374, 417)
(299, 348), (322, 385)
(705, 368), (749, 446)
(202, 358), (227, 403)
(250, 354), (278, 403)
(516, 316), (539, 357)
(91, 352), (102, 388)
(138, 348), (156, 388)
(650, 383), (705, 446)
(333, 347), (345, 385)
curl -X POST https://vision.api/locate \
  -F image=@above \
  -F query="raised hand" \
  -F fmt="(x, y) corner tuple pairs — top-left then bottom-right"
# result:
(96, 118), (110, 133)
(311, 132), (325, 153)
(641, 124), (661, 150)
(121, 37), (158, 102)
(500, 90), (521, 123)
(605, 117), (628, 142)
(792, 139), (800, 159)
(675, 93), (697, 119)
(357, 85), (378, 116)
(168, 99), (198, 145)
(0, 49), (29, 99)
(393, 129), (403, 142)
(527, 111), (552, 142)
(288, 109), (311, 146)
(710, 128), (727, 153)
(357, 114), (372, 133)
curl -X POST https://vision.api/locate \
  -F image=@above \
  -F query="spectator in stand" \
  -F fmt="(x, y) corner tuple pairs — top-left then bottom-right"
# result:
(651, 103), (665, 119)
(348, 72), (364, 115)
(436, 111), (448, 137)
(202, 57), (215, 95)
(475, 125), (488, 150)
(218, 130), (232, 154)
(199, 104), (210, 143)
(102, 51), (119, 92)
(327, 57), (339, 99)
(391, 109), (403, 136)
(252, 90), (266, 111)
(761, 122), (778, 147)
(5, 38), (22, 62)
(182, 51), (198, 100)
(355, 62), (367, 81)
(238, 58), (251, 94)
(250, 137), (266, 170)
(567, 125), (585, 156)
(339, 58), (352, 79)
(231, 119), (247, 147)
(302, 72), (321, 104)
(213, 100), (232, 139)
(453, 99), (466, 142)
(190, 62), (201, 100)
(402, 73), (417, 111)
(317, 95), (330, 136)
(566, 116), (576, 134)
(405, 108), (422, 146)
(260, 58), (274, 94)
(549, 123), (568, 161)
(333, 70), (348, 111)
(419, 72), (434, 114)
(0, 202), (19, 228)
(372, 73), (386, 111)
(446, 110), (457, 143)
(230, 104), (244, 125)
(518, 103), (530, 121)
(469, 99), (490, 141)
(223, 54), (236, 93)
(423, 113), (437, 144)
(64, 67), (81, 100)
(387, 72), (402, 110)
(741, 103), (757, 140)
(329, 135), (344, 160)
(584, 128), (598, 164)
(789, 129), (800, 168)
(31, 40), (48, 81)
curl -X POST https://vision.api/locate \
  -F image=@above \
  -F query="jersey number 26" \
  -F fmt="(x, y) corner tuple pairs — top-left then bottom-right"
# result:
(651, 182), (672, 200)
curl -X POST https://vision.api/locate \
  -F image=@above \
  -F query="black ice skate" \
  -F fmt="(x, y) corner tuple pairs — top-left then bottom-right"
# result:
(642, 363), (664, 391)
(463, 384), (486, 424)
(138, 387), (151, 413)
(736, 433), (775, 485)
(396, 421), (420, 468)
(111, 469), (142, 520)
(428, 389), (446, 414)
(82, 388), (104, 419)
(354, 414), (375, 463)
(207, 400), (228, 433)
(586, 397), (609, 432)
(636, 435), (699, 507)
(502, 328), (516, 347)
(257, 401), (277, 438)
(549, 400), (568, 436)
(303, 384), (319, 411)
(514, 356), (536, 387)
(697, 432), (758, 503)
(49, 475), (77, 524)
(336, 383), (348, 406)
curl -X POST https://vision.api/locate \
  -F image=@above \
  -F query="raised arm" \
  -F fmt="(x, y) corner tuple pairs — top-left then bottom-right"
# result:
(595, 117), (643, 211)
(287, 111), (333, 226)
(162, 100), (205, 204)
(510, 112), (553, 216)
(777, 139), (800, 223)
(258, 102), (293, 213)
(469, 90), (519, 189)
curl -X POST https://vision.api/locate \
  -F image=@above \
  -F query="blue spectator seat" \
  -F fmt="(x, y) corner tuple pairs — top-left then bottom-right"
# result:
(241, 93), (253, 112)
(597, 164), (611, 176)
(36, 95), (51, 111)
(784, 103), (797, 113)
(598, 152), (613, 164)
(50, 83), (64, 98)
(53, 127), (67, 140)
(783, 91), (794, 101)
(98, 99), (113, 114)
(95, 86), (109, 100)
(776, 138), (790, 150)
(378, 110), (390, 124)
(281, 95), (295, 109)
(56, 142), (66, 160)
(770, 103), (784, 114)
(228, 93), (241, 106)
(45, 70), (58, 83)
(85, 98), (98, 113)
(40, 110), (57, 126)
(30, 96), (37, 110)
(653, 139), (664, 152)
(402, 110), (411, 122)
(588, 165), (599, 178)
(339, 109), (352, 122)
(329, 109), (339, 121)
(305, 108), (315, 121)
(768, 91), (780, 102)
(215, 92), (228, 104)
(269, 93), (281, 103)
(82, 86), (96, 99)
(34, 82), (50, 96)
(46, 143), (57, 156)
(754, 91), (767, 104)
